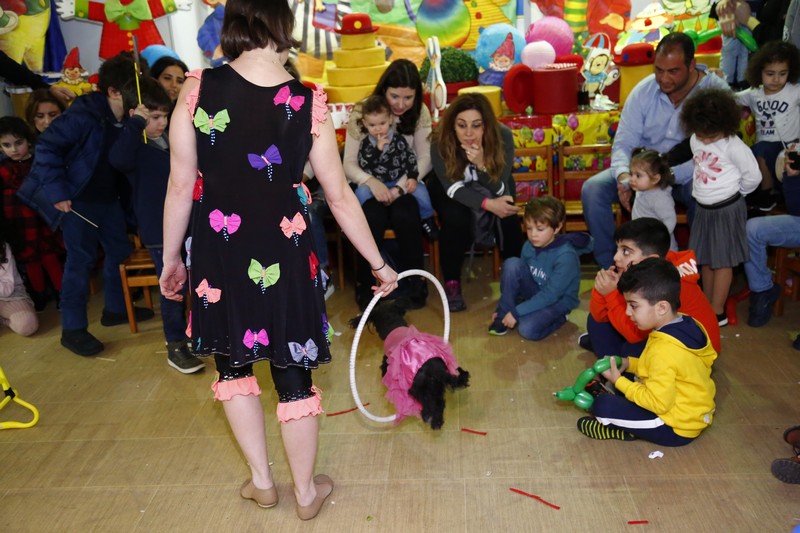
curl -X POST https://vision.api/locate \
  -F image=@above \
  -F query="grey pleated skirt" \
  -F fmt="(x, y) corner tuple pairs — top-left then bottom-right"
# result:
(689, 196), (749, 268)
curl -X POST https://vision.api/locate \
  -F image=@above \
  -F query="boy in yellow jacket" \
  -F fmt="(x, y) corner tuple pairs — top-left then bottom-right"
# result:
(578, 257), (717, 446)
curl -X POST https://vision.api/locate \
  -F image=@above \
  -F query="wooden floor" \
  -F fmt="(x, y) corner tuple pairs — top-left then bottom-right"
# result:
(2, 260), (799, 532)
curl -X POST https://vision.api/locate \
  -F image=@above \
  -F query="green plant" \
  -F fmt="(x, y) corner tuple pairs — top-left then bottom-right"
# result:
(419, 47), (479, 84)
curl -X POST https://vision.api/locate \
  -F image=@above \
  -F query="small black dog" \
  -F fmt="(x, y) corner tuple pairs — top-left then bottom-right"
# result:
(351, 301), (469, 429)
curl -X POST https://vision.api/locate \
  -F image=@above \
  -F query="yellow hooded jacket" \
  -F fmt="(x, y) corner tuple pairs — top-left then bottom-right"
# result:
(615, 315), (717, 438)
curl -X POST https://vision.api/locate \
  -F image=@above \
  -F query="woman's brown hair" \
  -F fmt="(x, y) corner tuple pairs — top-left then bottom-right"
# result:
(220, 0), (299, 60)
(434, 93), (505, 183)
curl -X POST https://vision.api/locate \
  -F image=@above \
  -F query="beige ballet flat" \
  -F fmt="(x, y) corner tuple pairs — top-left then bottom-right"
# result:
(240, 478), (278, 508)
(296, 474), (334, 520)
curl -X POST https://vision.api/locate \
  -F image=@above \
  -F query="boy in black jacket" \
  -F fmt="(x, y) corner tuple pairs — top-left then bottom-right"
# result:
(18, 53), (153, 356)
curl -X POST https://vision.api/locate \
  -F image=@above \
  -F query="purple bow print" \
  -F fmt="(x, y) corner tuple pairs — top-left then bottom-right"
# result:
(288, 339), (318, 369)
(243, 329), (269, 354)
(209, 209), (242, 241)
(273, 85), (305, 119)
(248, 145), (282, 181)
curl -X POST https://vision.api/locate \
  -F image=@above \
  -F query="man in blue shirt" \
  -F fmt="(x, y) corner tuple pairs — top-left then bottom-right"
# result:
(580, 32), (730, 268)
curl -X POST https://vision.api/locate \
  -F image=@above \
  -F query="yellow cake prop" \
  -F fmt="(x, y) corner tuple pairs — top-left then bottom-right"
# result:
(326, 13), (388, 103)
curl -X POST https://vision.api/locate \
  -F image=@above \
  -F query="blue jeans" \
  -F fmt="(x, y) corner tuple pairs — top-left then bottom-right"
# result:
(586, 314), (646, 358)
(148, 248), (188, 342)
(581, 169), (695, 268)
(496, 257), (569, 340)
(307, 197), (330, 268)
(60, 199), (133, 330)
(744, 214), (800, 292)
(720, 34), (749, 85)
(591, 393), (694, 446)
(354, 180), (435, 219)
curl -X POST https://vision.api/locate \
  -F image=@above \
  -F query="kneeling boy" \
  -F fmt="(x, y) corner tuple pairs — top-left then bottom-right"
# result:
(586, 218), (721, 357)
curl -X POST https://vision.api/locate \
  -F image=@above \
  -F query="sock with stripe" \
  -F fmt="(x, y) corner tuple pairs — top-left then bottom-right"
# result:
(577, 416), (637, 441)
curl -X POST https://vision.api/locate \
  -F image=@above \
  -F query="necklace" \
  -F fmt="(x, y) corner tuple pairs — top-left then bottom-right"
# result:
(672, 70), (700, 107)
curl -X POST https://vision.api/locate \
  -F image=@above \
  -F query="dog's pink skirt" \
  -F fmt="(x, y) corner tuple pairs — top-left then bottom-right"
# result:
(382, 326), (460, 422)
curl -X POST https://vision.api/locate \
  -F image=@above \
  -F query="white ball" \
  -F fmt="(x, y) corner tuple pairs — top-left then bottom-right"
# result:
(521, 41), (556, 69)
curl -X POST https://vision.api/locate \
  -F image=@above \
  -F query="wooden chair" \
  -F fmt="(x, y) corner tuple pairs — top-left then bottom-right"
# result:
(488, 145), (555, 278)
(119, 245), (159, 333)
(556, 144), (622, 232)
(773, 246), (800, 317)
(340, 225), (441, 283)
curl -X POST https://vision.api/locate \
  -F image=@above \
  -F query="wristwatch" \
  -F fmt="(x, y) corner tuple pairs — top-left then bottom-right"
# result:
(394, 185), (406, 195)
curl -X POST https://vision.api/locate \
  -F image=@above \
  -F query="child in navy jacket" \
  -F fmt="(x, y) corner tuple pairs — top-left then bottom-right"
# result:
(17, 53), (153, 357)
(489, 196), (593, 340)
(109, 77), (204, 375)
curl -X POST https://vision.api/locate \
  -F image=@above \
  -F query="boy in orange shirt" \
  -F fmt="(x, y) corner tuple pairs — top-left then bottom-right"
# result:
(583, 217), (721, 357)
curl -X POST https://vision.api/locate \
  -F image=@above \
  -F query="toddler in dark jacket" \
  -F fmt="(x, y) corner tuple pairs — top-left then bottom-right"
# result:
(109, 76), (204, 374)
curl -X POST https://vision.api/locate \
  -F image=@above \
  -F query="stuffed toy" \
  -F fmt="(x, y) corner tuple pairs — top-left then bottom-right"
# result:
(51, 47), (94, 96)
(0, 0), (51, 71)
(55, 0), (192, 60)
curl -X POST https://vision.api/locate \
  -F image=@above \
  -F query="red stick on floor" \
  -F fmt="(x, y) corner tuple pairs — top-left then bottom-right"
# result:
(461, 428), (488, 435)
(509, 488), (561, 510)
(326, 403), (370, 417)
(627, 520), (649, 525)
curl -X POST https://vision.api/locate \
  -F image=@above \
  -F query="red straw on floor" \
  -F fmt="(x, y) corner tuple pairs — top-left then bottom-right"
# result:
(326, 403), (370, 417)
(461, 427), (488, 435)
(509, 488), (561, 510)
(628, 520), (649, 525)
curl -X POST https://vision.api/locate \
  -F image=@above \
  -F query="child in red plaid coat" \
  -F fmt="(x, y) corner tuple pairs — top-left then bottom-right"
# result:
(0, 117), (63, 310)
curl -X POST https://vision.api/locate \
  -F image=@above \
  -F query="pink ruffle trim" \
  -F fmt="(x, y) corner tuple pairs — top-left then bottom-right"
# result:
(310, 84), (328, 137)
(277, 386), (324, 423)
(185, 69), (204, 118)
(211, 374), (261, 401)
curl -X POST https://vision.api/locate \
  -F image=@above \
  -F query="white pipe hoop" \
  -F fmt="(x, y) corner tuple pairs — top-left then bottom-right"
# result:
(349, 269), (451, 423)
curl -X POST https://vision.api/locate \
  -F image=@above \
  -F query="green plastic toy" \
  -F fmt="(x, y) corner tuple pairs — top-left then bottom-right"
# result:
(683, 28), (758, 53)
(554, 356), (623, 410)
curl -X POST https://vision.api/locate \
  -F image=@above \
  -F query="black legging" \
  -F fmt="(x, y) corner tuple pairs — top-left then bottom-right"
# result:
(215, 354), (313, 403)
(428, 175), (524, 281)
(356, 194), (424, 290)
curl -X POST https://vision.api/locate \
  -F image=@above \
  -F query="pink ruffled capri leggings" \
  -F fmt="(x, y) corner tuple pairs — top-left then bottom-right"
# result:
(212, 354), (323, 422)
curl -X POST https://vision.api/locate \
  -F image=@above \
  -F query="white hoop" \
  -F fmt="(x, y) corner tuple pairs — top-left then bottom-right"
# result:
(349, 269), (451, 423)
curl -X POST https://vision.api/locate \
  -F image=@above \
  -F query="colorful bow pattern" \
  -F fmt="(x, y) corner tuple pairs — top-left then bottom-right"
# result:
(243, 329), (269, 354)
(184, 236), (192, 268)
(195, 278), (222, 308)
(309, 251), (319, 283)
(294, 181), (312, 212)
(248, 259), (280, 293)
(209, 209), (241, 241)
(248, 145), (282, 181)
(194, 107), (230, 145)
(193, 173), (204, 202)
(288, 338), (318, 369)
(280, 213), (306, 246)
(273, 86), (305, 120)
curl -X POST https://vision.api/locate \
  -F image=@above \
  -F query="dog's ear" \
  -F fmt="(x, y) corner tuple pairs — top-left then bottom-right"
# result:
(348, 314), (363, 329)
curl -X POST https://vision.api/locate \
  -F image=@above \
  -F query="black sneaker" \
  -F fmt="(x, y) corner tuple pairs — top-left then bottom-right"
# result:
(488, 318), (508, 336)
(167, 341), (206, 374)
(749, 189), (777, 212)
(771, 456), (800, 484)
(444, 280), (466, 312)
(716, 312), (728, 327)
(578, 332), (593, 351)
(747, 284), (781, 327)
(577, 416), (636, 441)
(101, 307), (155, 327)
(61, 328), (104, 356)
(421, 217), (440, 240)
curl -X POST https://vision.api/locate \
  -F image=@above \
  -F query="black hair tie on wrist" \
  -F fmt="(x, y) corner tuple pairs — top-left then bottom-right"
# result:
(371, 261), (386, 272)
